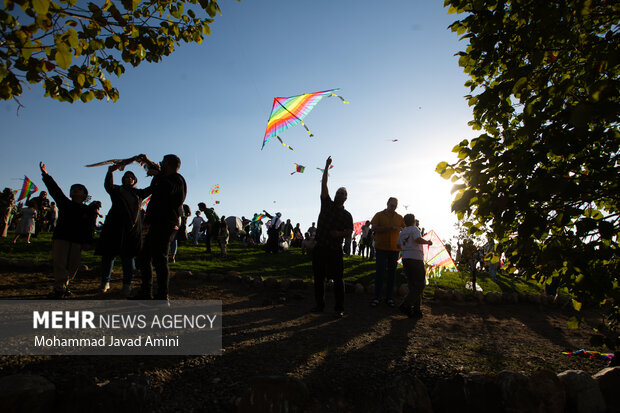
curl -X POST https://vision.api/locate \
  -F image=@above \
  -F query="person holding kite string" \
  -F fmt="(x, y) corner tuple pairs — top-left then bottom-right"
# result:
(370, 197), (406, 308)
(311, 156), (353, 318)
(397, 213), (432, 318)
(96, 165), (144, 296)
(131, 154), (186, 302)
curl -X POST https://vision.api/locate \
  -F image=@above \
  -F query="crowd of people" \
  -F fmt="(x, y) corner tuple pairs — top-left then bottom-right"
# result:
(1, 154), (440, 317)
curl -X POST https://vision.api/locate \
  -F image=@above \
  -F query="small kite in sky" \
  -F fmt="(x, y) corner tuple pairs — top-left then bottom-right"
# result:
(290, 164), (306, 175)
(214, 201), (220, 205)
(210, 185), (220, 195)
(261, 88), (348, 151)
(386, 139), (399, 142)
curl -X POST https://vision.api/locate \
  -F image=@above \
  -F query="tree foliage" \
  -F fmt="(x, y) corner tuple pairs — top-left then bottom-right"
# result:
(1, 0), (230, 104)
(438, 0), (619, 344)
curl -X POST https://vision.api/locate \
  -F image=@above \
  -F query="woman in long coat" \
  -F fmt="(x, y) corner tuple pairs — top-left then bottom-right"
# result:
(97, 165), (144, 296)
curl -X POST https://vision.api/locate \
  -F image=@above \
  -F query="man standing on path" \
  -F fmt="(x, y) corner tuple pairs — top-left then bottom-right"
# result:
(133, 154), (186, 302)
(311, 156), (353, 318)
(370, 197), (405, 308)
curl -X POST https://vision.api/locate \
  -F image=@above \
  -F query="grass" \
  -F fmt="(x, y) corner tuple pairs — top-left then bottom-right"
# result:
(0, 231), (547, 295)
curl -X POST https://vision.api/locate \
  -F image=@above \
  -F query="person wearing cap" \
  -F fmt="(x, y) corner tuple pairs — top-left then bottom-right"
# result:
(311, 156), (353, 318)
(96, 165), (145, 296)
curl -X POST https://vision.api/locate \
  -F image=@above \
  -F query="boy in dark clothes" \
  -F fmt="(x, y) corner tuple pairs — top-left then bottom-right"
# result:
(40, 162), (96, 298)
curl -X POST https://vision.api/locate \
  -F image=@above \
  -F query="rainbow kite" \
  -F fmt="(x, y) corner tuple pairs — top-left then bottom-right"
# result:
(562, 350), (614, 362)
(291, 164), (305, 175)
(17, 176), (38, 201)
(141, 195), (151, 209)
(261, 88), (348, 151)
(210, 185), (220, 195)
(422, 230), (458, 275)
(251, 213), (266, 223)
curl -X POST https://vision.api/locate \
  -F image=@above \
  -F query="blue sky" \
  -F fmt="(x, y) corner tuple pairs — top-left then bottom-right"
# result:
(0, 0), (477, 241)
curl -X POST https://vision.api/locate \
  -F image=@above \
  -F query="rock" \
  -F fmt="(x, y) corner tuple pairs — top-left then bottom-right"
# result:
(529, 369), (566, 413)
(80, 264), (88, 272)
(175, 270), (192, 277)
(497, 370), (540, 413)
(263, 277), (280, 289)
(366, 284), (375, 295)
(463, 372), (502, 413)
(251, 278), (263, 288)
(280, 278), (291, 290)
(453, 290), (466, 302)
(98, 376), (151, 411)
(385, 375), (432, 413)
(398, 283), (409, 297)
(485, 292), (502, 304)
(227, 270), (243, 278)
(354, 283), (365, 295)
(558, 370), (606, 413)
(434, 288), (451, 301)
(289, 279), (305, 290)
(344, 282), (355, 294)
(237, 376), (309, 413)
(212, 273), (226, 282)
(0, 374), (55, 413)
(502, 292), (519, 304)
(474, 291), (485, 303)
(431, 374), (467, 413)
(593, 367), (620, 413)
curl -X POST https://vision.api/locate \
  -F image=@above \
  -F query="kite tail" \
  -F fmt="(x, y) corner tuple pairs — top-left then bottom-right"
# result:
(299, 120), (313, 137)
(330, 93), (349, 104)
(276, 136), (294, 151)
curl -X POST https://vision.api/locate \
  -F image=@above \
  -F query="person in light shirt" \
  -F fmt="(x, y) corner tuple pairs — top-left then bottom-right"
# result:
(397, 213), (432, 318)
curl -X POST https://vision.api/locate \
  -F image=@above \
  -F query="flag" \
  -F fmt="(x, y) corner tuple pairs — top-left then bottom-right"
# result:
(17, 176), (38, 201)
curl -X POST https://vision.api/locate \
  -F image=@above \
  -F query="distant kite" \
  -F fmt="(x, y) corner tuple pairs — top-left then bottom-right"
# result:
(261, 88), (348, 151)
(386, 139), (399, 142)
(214, 201), (220, 205)
(210, 185), (220, 195)
(291, 164), (306, 175)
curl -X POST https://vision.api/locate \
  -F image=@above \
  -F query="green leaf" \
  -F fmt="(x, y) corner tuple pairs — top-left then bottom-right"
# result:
(32, 0), (50, 15)
(435, 161), (449, 174)
(567, 316), (580, 330)
(572, 300), (582, 312)
(54, 45), (72, 69)
(77, 73), (85, 87)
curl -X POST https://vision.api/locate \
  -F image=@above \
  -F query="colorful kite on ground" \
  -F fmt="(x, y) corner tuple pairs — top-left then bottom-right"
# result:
(422, 230), (458, 275)
(17, 176), (38, 201)
(291, 164), (306, 175)
(261, 88), (348, 151)
(210, 185), (220, 195)
(562, 350), (614, 362)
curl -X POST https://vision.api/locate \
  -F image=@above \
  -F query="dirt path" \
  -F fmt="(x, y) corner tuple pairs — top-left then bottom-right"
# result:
(0, 269), (609, 412)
